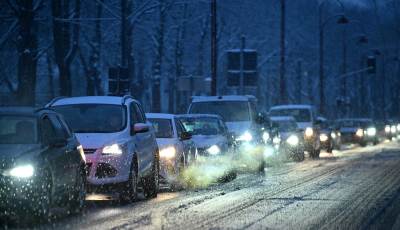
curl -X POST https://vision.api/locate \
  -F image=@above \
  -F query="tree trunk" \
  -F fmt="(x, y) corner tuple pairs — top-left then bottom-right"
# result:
(16, 0), (38, 106)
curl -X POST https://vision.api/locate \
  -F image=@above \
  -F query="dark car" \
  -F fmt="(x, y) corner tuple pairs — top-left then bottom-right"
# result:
(0, 107), (86, 220)
(318, 117), (341, 153)
(335, 118), (378, 147)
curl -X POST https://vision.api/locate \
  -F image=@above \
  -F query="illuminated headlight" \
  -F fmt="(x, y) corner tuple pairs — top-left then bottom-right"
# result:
(7, 165), (34, 178)
(262, 132), (270, 142)
(207, 145), (221, 155)
(102, 144), (123, 155)
(273, 136), (281, 145)
(320, 134), (329, 142)
(356, 129), (364, 137)
(331, 132), (336, 139)
(160, 146), (176, 159)
(367, 127), (377, 136)
(305, 127), (314, 137)
(286, 135), (299, 146)
(397, 124), (400, 131)
(385, 125), (391, 133)
(391, 125), (396, 134)
(236, 131), (253, 142)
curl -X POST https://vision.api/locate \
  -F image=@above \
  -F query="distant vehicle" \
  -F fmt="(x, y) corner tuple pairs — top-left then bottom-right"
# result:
(383, 120), (398, 140)
(177, 114), (232, 157)
(270, 116), (305, 161)
(269, 104), (321, 158)
(146, 113), (197, 186)
(318, 117), (341, 153)
(335, 118), (378, 146)
(0, 107), (86, 219)
(187, 95), (264, 145)
(47, 96), (159, 202)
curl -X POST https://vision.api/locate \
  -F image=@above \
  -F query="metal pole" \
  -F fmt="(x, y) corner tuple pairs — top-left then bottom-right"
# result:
(210, 0), (217, 96)
(239, 35), (245, 95)
(279, 0), (287, 103)
(341, 27), (348, 117)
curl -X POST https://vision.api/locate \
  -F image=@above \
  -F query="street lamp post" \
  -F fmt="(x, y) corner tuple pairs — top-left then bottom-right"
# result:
(318, 0), (347, 115)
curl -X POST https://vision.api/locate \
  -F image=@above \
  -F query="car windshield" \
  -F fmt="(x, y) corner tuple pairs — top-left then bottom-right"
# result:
(272, 120), (297, 132)
(337, 120), (364, 128)
(269, 109), (311, 122)
(0, 115), (38, 144)
(179, 117), (222, 135)
(148, 118), (174, 138)
(189, 101), (250, 122)
(53, 104), (126, 133)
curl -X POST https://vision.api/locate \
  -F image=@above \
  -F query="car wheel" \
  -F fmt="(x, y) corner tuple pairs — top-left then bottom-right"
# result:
(68, 168), (86, 214)
(258, 160), (266, 173)
(143, 151), (159, 199)
(120, 160), (138, 203)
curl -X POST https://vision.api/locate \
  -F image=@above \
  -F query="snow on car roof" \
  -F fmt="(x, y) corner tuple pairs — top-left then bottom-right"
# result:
(146, 113), (175, 119)
(336, 118), (373, 122)
(270, 116), (296, 122)
(49, 96), (136, 106)
(191, 95), (257, 103)
(269, 104), (313, 110)
(177, 114), (222, 120)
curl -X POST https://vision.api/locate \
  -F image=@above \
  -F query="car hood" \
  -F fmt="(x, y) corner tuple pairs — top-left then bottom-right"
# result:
(156, 138), (178, 149)
(75, 132), (127, 149)
(297, 122), (313, 130)
(191, 135), (225, 148)
(0, 144), (41, 168)
(340, 127), (358, 133)
(226, 121), (252, 136)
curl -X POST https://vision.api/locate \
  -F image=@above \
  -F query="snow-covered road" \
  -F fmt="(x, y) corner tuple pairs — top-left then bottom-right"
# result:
(8, 142), (400, 229)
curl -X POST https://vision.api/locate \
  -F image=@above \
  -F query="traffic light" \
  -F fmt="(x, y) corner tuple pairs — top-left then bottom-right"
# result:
(367, 56), (376, 74)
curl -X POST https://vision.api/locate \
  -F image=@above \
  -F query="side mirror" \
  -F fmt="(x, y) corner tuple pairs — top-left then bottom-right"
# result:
(131, 123), (149, 135)
(49, 138), (67, 148)
(180, 131), (192, 140)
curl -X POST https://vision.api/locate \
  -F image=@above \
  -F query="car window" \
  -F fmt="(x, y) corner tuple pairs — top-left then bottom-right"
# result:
(56, 115), (72, 138)
(41, 116), (57, 145)
(0, 115), (38, 144)
(48, 114), (68, 139)
(175, 120), (184, 137)
(130, 103), (145, 124)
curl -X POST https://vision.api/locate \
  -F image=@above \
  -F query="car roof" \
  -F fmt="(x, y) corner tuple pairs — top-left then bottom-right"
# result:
(146, 113), (175, 119)
(48, 96), (138, 107)
(177, 114), (223, 120)
(191, 95), (257, 103)
(270, 104), (313, 110)
(336, 118), (373, 122)
(270, 116), (296, 122)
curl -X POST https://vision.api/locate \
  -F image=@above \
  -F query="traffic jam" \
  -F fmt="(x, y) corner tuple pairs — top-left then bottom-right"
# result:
(1, 94), (398, 226)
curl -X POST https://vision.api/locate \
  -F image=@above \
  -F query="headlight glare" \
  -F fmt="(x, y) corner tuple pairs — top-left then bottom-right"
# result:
(160, 146), (176, 159)
(367, 127), (377, 136)
(8, 165), (34, 178)
(356, 129), (364, 137)
(286, 135), (299, 146)
(237, 131), (253, 142)
(331, 132), (336, 139)
(207, 145), (221, 155)
(391, 125), (396, 134)
(305, 127), (314, 137)
(262, 132), (270, 142)
(320, 134), (329, 142)
(102, 144), (123, 155)
(385, 125), (391, 133)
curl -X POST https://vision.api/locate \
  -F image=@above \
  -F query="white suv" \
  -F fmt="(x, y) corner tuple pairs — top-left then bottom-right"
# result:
(47, 96), (159, 201)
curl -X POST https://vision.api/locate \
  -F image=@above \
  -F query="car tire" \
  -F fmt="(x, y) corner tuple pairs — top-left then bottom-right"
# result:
(258, 160), (266, 173)
(120, 160), (138, 203)
(143, 151), (159, 199)
(68, 167), (86, 215)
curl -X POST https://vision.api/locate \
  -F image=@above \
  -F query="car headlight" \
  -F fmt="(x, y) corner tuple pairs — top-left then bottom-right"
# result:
(320, 133), (329, 142)
(207, 145), (221, 155)
(356, 128), (364, 137)
(397, 124), (400, 131)
(160, 146), (176, 159)
(391, 125), (396, 134)
(102, 144), (123, 155)
(236, 131), (253, 142)
(304, 127), (314, 137)
(273, 136), (281, 145)
(331, 132), (336, 139)
(367, 127), (377, 136)
(286, 135), (299, 146)
(385, 125), (391, 133)
(7, 165), (34, 178)
(262, 132), (270, 142)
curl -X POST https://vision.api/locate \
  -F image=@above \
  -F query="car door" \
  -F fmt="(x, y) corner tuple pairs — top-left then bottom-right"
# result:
(40, 114), (73, 197)
(130, 102), (154, 176)
(174, 119), (191, 164)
